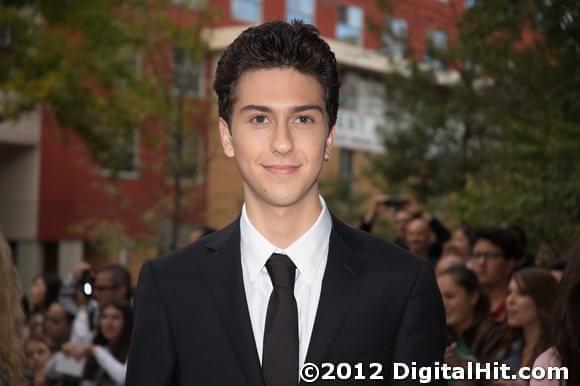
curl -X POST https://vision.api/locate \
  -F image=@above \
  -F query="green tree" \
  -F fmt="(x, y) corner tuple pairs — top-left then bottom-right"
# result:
(374, 0), (580, 256)
(0, 0), (214, 251)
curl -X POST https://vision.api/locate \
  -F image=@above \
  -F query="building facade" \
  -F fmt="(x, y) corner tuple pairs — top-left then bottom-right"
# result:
(0, 0), (470, 287)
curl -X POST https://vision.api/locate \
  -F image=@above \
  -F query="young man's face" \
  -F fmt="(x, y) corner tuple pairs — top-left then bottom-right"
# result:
(470, 239), (515, 290)
(219, 68), (334, 210)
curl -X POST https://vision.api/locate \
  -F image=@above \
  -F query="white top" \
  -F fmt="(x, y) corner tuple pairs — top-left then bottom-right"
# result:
(240, 195), (332, 369)
(80, 346), (126, 386)
(70, 306), (95, 345)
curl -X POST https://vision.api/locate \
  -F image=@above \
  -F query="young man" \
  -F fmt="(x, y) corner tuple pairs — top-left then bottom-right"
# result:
(126, 21), (445, 386)
(470, 227), (518, 321)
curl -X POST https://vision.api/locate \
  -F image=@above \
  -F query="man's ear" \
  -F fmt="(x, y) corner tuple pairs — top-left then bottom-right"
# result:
(219, 117), (235, 158)
(324, 125), (336, 161)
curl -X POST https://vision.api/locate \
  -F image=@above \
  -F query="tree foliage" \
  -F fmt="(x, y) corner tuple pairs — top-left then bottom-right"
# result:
(0, 0), (214, 250)
(375, 0), (580, 256)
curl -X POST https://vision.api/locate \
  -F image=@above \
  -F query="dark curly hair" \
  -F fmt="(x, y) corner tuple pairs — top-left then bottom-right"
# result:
(213, 20), (340, 130)
(472, 227), (519, 261)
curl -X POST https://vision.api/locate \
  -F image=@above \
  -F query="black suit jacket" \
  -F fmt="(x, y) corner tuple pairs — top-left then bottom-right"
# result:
(126, 215), (446, 385)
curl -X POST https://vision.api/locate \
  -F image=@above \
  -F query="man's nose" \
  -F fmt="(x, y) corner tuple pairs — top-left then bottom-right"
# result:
(271, 121), (294, 155)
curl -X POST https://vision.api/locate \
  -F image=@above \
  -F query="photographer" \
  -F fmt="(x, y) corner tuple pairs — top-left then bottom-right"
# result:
(43, 265), (97, 385)
(360, 194), (451, 261)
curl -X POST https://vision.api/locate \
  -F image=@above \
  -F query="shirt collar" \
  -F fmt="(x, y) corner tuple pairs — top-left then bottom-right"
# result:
(240, 196), (332, 285)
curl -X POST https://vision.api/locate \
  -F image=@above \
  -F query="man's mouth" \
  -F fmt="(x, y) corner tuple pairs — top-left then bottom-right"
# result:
(263, 165), (300, 175)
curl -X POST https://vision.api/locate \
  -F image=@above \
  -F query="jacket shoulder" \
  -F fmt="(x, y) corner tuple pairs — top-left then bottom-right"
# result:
(332, 215), (429, 275)
(147, 218), (239, 275)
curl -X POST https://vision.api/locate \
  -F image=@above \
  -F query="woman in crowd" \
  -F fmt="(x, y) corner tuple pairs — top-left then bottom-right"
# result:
(63, 300), (132, 386)
(531, 237), (580, 386)
(450, 225), (474, 260)
(25, 334), (55, 386)
(435, 253), (465, 276)
(505, 267), (558, 369)
(0, 233), (26, 386)
(28, 273), (62, 336)
(437, 266), (503, 365)
(30, 274), (62, 315)
(44, 302), (75, 350)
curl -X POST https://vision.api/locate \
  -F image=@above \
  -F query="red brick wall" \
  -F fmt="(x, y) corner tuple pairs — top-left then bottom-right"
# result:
(38, 106), (206, 241)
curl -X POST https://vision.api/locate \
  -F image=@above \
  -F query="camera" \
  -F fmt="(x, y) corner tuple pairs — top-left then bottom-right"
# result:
(382, 197), (408, 209)
(79, 269), (93, 298)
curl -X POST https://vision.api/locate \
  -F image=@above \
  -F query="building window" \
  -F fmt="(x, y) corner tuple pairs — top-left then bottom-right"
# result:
(231, 0), (262, 23)
(286, 0), (315, 24)
(336, 5), (363, 45)
(425, 29), (448, 69)
(464, 0), (477, 8)
(100, 131), (139, 177)
(340, 148), (353, 179)
(382, 17), (408, 60)
(339, 148), (354, 198)
(43, 242), (59, 274)
(172, 47), (204, 97)
(173, 131), (205, 185)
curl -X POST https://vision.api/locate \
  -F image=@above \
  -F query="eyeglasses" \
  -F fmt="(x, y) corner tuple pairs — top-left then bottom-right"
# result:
(470, 252), (503, 261)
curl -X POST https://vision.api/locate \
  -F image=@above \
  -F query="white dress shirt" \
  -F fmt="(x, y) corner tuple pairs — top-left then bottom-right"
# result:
(240, 196), (332, 369)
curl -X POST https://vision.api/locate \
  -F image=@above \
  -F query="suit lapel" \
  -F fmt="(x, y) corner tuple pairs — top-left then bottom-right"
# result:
(200, 219), (265, 386)
(305, 216), (366, 364)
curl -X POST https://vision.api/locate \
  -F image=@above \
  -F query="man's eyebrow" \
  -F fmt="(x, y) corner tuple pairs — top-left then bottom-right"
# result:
(239, 104), (272, 113)
(291, 105), (324, 114)
(238, 104), (324, 114)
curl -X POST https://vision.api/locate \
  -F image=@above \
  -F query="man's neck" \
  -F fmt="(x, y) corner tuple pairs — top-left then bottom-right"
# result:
(245, 190), (323, 249)
(485, 283), (507, 311)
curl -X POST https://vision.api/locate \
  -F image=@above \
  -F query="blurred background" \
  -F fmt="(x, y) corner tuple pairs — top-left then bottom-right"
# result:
(2, 1), (580, 385)
(1, 0), (578, 289)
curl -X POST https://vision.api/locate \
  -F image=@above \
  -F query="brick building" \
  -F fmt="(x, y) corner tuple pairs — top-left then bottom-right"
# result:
(0, 0), (470, 287)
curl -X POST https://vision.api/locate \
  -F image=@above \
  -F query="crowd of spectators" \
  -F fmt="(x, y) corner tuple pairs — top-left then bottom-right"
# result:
(360, 194), (580, 385)
(0, 221), (220, 386)
(0, 196), (578, 385)
(0, 229), (133, 386)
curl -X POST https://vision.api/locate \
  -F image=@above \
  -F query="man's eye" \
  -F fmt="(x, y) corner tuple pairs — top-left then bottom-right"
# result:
(250, 115), (268, 125)
(295, 115), (314, 124)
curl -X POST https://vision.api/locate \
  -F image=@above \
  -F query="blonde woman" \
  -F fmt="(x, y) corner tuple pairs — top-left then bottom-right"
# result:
(0, 232), (26, 386)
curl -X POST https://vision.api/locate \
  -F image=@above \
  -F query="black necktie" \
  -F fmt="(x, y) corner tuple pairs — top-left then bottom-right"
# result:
(262, 253), (299, 386)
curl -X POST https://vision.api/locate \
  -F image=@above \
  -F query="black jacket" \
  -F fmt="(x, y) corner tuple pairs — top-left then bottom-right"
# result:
(126, 215), (446, 385)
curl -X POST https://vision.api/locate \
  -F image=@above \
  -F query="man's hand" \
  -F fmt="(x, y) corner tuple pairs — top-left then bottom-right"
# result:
(363, 194), (390, 223)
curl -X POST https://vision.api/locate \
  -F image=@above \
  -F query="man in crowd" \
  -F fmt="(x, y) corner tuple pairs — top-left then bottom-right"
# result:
(470, 227), (518, 321)
(93, 264), (132, 308)
(406, 217), (435, 263)
(360, 195), (450, 260)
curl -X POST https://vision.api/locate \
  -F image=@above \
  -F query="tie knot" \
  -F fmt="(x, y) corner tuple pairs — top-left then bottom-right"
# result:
(265, 253), (296, 289)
